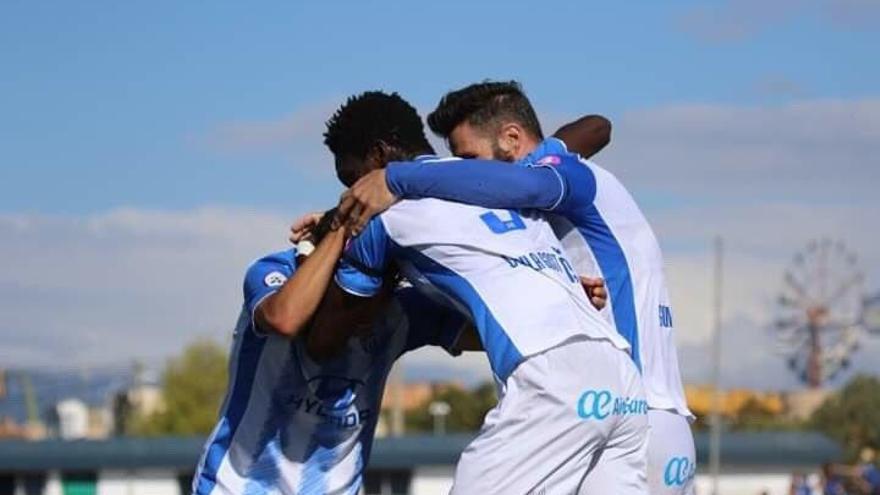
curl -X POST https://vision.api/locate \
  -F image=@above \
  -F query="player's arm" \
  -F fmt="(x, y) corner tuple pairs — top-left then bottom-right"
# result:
(251, 226), (347, 338)
(452, 325), (483, 352)
(336, 115), (606, 232)
(552, 114), (611, 159)
(393, 287), (483, 354)
(306, 216), (393, 361)
(385, 108), (609, 207)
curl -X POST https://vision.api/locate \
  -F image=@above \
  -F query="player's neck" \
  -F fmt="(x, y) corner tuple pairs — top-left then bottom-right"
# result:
(512, 136), (541, 161)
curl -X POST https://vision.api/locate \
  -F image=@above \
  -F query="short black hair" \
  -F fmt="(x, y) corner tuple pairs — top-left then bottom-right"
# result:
(427, 81), (543, 140)
(324, 91), (433, 159)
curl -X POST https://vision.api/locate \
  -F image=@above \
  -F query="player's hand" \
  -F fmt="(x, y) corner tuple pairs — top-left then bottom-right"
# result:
(581, 276), (607, 310)
(289, 212), (323, 244)
(334, 169), (399, 235)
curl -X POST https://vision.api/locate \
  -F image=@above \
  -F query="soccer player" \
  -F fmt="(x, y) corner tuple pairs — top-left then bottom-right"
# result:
(192, 93), (613, 495)
(311, 91), (648, 494)
(191, 215), (468, 494)
(337, 81), (697, 495)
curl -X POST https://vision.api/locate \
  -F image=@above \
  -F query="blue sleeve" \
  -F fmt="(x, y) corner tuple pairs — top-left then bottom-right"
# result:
(385, 159), (566, 210)
(549, 155), (598, 214)
(395, 287), (467, 354)
(334, 217), (393, 297)
(243, 252), (296, 317)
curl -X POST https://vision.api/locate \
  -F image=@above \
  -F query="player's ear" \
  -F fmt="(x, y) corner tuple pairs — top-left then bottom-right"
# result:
(367, 140), (391, 170)
(498, 123), (522, 156)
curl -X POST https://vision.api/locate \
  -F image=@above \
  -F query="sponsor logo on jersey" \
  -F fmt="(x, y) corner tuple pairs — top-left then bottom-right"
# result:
(664, 456), (696, 487)
(502, 246), (578, 283)
(576, 389), (648, 420)
(283, 375), (371, 429)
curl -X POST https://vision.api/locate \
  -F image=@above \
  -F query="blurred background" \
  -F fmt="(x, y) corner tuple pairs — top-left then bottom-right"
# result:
(1, 1), (879, 494)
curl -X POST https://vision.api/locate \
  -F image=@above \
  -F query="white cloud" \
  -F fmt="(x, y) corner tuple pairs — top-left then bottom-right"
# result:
(0, 207), (293, 369)
(750, 74), (808, 99)
(541, 97), (880, 389)
(657, 202), (880, 388)
(826, 0), (880, 29)
(6, 95), (880, 392)
(598, 96), (880, 389)
(676, 0), (880, 43)
(0, 206), (496, 384)
(601, 98), (880, 201)
(676, 0), (801, 43)
(194, 98), (450, 178)
(193, 100), (341, 175)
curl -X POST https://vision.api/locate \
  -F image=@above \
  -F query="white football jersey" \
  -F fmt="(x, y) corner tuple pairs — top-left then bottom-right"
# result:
(527, 138), (693, 418)
(336, 166), (630, 384)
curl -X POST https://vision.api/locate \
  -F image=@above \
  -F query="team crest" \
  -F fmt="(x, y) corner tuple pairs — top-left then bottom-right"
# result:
(264, 271), (287, 287)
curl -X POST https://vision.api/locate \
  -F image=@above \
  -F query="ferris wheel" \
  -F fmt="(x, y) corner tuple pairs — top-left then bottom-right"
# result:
(774, 239), (867, 387)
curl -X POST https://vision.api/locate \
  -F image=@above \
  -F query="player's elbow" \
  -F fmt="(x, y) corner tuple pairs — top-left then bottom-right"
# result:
(257, 306), (308, 339)
(584, 115), (612, 149)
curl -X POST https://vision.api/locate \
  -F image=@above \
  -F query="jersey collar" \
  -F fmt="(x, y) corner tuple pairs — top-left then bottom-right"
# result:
(520, 137), (569, 167)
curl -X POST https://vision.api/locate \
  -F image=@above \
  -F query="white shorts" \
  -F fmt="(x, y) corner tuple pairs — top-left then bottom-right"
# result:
(450, 338), (649, 495)
(647, 409), (696, 495)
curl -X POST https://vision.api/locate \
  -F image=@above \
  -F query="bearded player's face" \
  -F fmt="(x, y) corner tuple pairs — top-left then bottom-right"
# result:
(448, 121), (514, 162)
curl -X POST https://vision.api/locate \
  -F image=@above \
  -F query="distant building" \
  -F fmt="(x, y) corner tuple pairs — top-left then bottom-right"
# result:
(112, 382), (164, 436)
(782, 388), (831, 421)
(50, 399), (113, 441)
(380, 381), (465, 413)
(56, 400), (89, 440)
(0, 431), (845, 495)
(0, 417), (28, 440)
(0, 367), (133, 439)
(0, 417), (48, 441)
(686, 385), (786, 419)
(685, 384), (832, 423)
(376, 381), (467, 437)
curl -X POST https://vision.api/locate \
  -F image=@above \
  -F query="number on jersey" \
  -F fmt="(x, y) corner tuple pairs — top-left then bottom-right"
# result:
(480, 210), (525, 234)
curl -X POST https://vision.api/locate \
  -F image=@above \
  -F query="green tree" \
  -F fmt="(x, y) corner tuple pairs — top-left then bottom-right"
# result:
(731, 397), (775, 430)
(405, 382), (497, 433)
(132, 339), (228, 436)
(811, 374), (880, 459)
(730, 397), (804, 431)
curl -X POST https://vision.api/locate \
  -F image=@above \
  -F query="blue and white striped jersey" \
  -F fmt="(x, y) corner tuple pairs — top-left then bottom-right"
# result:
(336, 157), (630, 385)
(525, 138), (692, 418)
(193, 249), (462, 495)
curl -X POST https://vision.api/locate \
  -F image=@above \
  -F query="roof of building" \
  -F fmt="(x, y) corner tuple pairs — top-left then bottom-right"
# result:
(0, 431), (843, 472)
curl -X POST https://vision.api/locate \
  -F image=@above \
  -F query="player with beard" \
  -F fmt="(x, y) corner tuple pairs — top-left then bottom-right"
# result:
(193, 91), (614, 495)
(309, 91), (648, 494)
(338, 81), (696, 495)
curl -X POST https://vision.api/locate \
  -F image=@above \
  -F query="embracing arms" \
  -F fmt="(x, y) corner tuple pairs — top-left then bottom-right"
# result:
(334, 114), (609, 233)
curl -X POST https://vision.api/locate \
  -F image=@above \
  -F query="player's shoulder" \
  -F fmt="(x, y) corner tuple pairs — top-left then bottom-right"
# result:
(380, 154), (466, 220)
(384, 197), (477, 228)
(520, 137), (586, 174)
(247, 248), (296, 270)
(244, 248), (297, 283)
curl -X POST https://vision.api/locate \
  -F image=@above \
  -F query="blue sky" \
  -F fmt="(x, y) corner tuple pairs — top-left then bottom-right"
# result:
(3, 0), (878, 213)
(1, 0), (879, 389)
